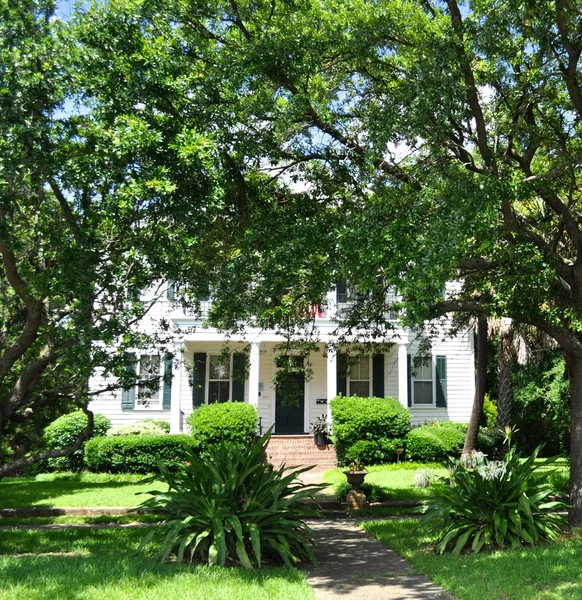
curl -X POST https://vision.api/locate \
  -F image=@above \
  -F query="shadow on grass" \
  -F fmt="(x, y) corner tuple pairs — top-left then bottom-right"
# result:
(0, 527), (311, 600)
(364, 519), (582, 600)
(0, 476), (151, 509)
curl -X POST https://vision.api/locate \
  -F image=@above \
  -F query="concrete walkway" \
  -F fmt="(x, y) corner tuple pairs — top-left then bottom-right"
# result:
(306, 520), (452, 600)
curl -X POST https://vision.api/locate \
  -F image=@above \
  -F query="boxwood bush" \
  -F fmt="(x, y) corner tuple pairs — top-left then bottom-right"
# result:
(405, 421), (501, 463)
(84, 434), (195, 474)
(186, 402), (258, 455)
(44, 410), (111, 472)
(108, 419), (169, 436)
(330, 396), (411, 466)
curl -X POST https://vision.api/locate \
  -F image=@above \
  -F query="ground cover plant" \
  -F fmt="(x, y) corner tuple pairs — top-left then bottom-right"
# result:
(365, 519), (582, 600)
(138, 433), (324, 568)
(0, 472), (161, 508)
(0, 527), (315, 600)
(420, 444), (568, 554)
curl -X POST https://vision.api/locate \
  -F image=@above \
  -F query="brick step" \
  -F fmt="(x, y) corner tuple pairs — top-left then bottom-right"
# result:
(266, 435), (337, 472)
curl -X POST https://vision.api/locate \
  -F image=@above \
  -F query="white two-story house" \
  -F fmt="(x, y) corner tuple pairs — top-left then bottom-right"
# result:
(88, 283), (475, 468)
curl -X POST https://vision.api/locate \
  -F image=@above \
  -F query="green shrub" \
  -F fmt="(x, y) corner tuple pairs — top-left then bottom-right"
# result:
(330, 396), (411, 466)
(482, 395), (498, 429)
(420, 444), (568, 554)
(138, 433), (324, 568)
(108, 420), (169, 436)
(44, 410), (111, 472)
(186, 402), (258, 455)
(405, 422), (501, 463)
(84, 434), (194, 474)
(141, 418), (170, 433)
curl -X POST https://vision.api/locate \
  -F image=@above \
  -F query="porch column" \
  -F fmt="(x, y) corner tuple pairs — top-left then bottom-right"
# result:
(170, 341), (184, 434)
(248, 341), (260, 409)
(326, 345), (337, 422)
(398, 343), (408, 409)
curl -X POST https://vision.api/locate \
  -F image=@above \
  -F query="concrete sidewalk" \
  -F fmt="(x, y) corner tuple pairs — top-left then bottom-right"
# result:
(306, 520), (452, 600)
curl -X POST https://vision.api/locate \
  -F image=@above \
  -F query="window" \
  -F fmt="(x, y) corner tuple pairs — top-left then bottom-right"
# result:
(412, 359), (433, 405)
(348, 356), (370, 397)
(208, 354), (231, 403)
(137, 355), (161, 407)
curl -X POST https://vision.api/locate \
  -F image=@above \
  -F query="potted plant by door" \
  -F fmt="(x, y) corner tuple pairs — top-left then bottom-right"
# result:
(310, 414), (330, 446)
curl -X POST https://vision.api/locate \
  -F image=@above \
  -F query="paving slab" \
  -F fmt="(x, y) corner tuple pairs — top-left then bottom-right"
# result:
(306, 520), (453, 600)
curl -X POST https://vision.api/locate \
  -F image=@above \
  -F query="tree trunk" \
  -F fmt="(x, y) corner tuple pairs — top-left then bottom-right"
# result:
(496, 326), (514, 430)
(569, 352), (582, 526)
(463, 315), (488, 454)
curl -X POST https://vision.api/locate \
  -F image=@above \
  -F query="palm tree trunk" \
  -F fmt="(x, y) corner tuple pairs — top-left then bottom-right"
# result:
(496, 324), (514, 430)
(463, 315), (488, 454)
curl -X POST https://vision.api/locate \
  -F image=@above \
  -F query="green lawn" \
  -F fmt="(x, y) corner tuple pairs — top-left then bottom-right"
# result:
(364, 519), (582, 600)
(0, 527), (315, 600)
(323, 462), (449, 502)
(0, 473), (161, 508)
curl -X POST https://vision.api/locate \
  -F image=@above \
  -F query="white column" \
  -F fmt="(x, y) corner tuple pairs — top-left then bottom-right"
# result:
(248, 342), (260, 409)
(170, 342), (183, 434)
(326, 345), (337, 422)
(398, 343), (408, 409)
(326, 288), (337, 319)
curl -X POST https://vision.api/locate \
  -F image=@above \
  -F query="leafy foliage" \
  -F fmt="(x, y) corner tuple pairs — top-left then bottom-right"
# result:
(108, 420), (169, 437)
(330, 396), (411, 465)
(186, 402), (258, 456)
(84, 434), (194, 474)
(420, 445), (568, 555)
(43, 411), (111, 472)
(512, 351), (570, 455)
(138, 433), (323, 568)
(405, 422), (500, 463)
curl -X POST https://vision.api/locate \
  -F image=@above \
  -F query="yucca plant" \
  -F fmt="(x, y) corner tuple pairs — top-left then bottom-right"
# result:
(137, 431), (325, 568)
(419, 442), (568, 555)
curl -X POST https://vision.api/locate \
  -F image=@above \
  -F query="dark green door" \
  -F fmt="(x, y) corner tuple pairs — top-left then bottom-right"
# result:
(275, 370), (305, 434)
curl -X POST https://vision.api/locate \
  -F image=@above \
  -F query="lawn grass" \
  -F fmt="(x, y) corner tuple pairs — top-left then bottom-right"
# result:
(0, 527), (315, 600)
(0, 472), (161, 508)
(364, 519), (582, 600)
(323, 462), (449, 502)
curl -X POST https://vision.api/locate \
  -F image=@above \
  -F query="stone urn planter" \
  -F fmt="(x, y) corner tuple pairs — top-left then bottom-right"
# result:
(343, 467), (368, 510)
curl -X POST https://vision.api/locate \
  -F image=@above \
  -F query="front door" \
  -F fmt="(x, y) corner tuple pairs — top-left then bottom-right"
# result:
(275, 359), (305, 434)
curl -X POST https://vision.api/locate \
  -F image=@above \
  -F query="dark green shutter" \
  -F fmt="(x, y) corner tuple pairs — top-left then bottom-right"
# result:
(167, 282), (175, 300)
(407, 354), (412, 407)
(162, 355), (172, 409)
(372, 353), (384, 398)
(337, 353), (347, 396)
(192, 352), (206, 407)
(232, 352), (246, 401)
(121, 354), (137, 409)
(336, 281), (347, 304)
(436, 355), (447, 407)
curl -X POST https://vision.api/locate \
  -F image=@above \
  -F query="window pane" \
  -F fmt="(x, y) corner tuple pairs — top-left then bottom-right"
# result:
(414, 381), (433, 405)
(138, 355), (160, 402)
(419, 362), (432, 380)
(349, 356), (369, 380)
(209, 355), (230, 380)
(350, 381), (370, 397)
(209, 381), (230, 403)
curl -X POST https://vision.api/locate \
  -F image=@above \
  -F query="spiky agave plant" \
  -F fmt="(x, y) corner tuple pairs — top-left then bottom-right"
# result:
(137, 431), (326, 568)
(419, 441), (568, 555)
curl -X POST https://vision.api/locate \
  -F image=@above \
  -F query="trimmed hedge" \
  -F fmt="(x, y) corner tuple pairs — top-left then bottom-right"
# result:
(108, 420), (169, 436)
(44, 410), (111, 472)
(331, 396), (411, 466)
(186, 402), (258, 455)
(84, 434), (195, 474)
(405, 421), (502, 463)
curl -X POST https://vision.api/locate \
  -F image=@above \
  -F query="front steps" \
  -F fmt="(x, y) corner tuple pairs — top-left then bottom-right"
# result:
(266, 435), (337, 473)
